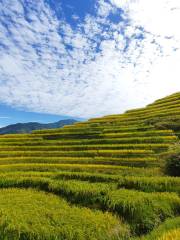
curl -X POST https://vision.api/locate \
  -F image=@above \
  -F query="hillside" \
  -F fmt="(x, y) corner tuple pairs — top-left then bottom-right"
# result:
(0, 92), (179, 240)
(0, 119), (77, 134)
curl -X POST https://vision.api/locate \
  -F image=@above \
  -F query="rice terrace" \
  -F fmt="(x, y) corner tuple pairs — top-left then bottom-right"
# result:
(0, 92), (179, 240)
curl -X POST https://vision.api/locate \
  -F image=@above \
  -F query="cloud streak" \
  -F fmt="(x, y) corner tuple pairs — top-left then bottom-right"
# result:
(0, 117), (10, 119)
(0, 0), (179, 118)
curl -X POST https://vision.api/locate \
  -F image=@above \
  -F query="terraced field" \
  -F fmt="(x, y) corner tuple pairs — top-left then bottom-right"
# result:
(0, 92), (179, 239)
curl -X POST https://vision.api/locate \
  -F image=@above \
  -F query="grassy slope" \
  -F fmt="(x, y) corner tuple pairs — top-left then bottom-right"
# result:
(0, 92), (179, 239)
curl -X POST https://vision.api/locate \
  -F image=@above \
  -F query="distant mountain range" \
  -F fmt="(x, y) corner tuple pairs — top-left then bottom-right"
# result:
(0, 119), (77, 134)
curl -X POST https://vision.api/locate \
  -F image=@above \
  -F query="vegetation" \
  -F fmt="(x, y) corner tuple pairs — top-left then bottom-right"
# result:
(0, 119), (77, 134)
(137, 217), (180, 240)
(163, 144), (180, 176)
(0, 188), (129, 240)
(0, 92), (179, 239)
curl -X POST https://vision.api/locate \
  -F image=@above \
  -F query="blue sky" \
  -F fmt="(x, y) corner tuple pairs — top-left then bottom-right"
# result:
(0, 103), (82, 127)
(0, 0), (180, 126)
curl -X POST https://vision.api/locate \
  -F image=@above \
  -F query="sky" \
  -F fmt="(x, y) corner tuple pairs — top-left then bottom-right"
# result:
(0, 103), (83, 128)
(0, 0), (180, 126)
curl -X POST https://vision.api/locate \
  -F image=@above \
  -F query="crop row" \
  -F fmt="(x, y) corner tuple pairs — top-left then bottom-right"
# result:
(0, 170), (179, 194)
(86, 113), (180, 130)
(34, 129), (174, 139)
(0, 143), (170, 151)
(0, 156), (159, 168)
(89, 109), (180, 124)
(117, 176), (180, 194)
(0, 163), (161, 176)
(52, 172), (180, 193)
(0, 137), (43, 142)
(94, 106), (180, 120)
(0, 177), (179, 235)
(126, 101), (180, 116)
(101, 130), (174, 138)
(0, 136), (176, 145)
(0, 188), (128, 240)
(148, 93), (180, 106)
(103, 104), (180, 120)
(0, 134), (39, 139)
(33, 125), (154, 134)
(0, 149), (155, 158)
(31, 130), (174, 139)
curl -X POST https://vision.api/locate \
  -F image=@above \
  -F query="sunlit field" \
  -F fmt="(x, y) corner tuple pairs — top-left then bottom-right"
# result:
(0, 92), (179, 239)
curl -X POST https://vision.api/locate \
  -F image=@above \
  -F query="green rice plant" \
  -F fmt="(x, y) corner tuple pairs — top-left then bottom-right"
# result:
(59, 135), (175, 145)
(89, 109), (180, 125)
(52, 171), (120, 182)
(103, 190), (180, 234)
(0, 149), (154, 158)
(128, 106), (180, 119)
(136, 217), (180, 240)
(102, 126), (154, 133)
(55, 136), (175, 145)
(0, 171), (55, 179)
(0, 176), (50, 189)
(0, 176), (179, 236)
(0, 171), (115, 183)
(0, 134), (35, 138)
(0, 140), (47, 146)
(101, 130), (175, 139)
(0, 156), (158, 168)
(0, 188), (130, 240)
(33, 131), (102, 140)
(0, 143), (170, 151)
(43, 179), (180, 235)
(126, 100), (180, 116)
(33, 128), (101, 134)
(48, 179), (117, 207)
(0, 138), (42, 142)
(117, 176), (180, 194)
(0, 163), (162, 176)
(148, 94), (180, 106)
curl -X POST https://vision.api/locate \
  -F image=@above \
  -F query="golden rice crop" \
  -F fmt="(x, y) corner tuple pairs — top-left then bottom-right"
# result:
(158, 229), (180, 240)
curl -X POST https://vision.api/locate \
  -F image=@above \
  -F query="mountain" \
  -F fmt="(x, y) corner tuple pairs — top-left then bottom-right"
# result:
(0, 119), (77, 134)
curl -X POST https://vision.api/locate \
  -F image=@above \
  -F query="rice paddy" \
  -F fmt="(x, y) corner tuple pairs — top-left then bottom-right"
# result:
(0, 92), (179, 239)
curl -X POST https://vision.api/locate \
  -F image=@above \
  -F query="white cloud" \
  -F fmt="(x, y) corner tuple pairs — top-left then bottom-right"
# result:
(0, 0), (179, 118)
(0, 117), (10, 119)
(111, 0), (180, 37)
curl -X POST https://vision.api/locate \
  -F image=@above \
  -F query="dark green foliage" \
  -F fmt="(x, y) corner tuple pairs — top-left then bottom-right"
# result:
(137, 217), (180, 240)
(164, 145), (180, 176)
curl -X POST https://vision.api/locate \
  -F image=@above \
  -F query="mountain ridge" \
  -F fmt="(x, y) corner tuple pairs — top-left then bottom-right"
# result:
(0, 119), (77, 134)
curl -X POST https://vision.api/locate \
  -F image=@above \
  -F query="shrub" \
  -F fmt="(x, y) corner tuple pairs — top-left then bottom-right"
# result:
(164, 144), (180, 176)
